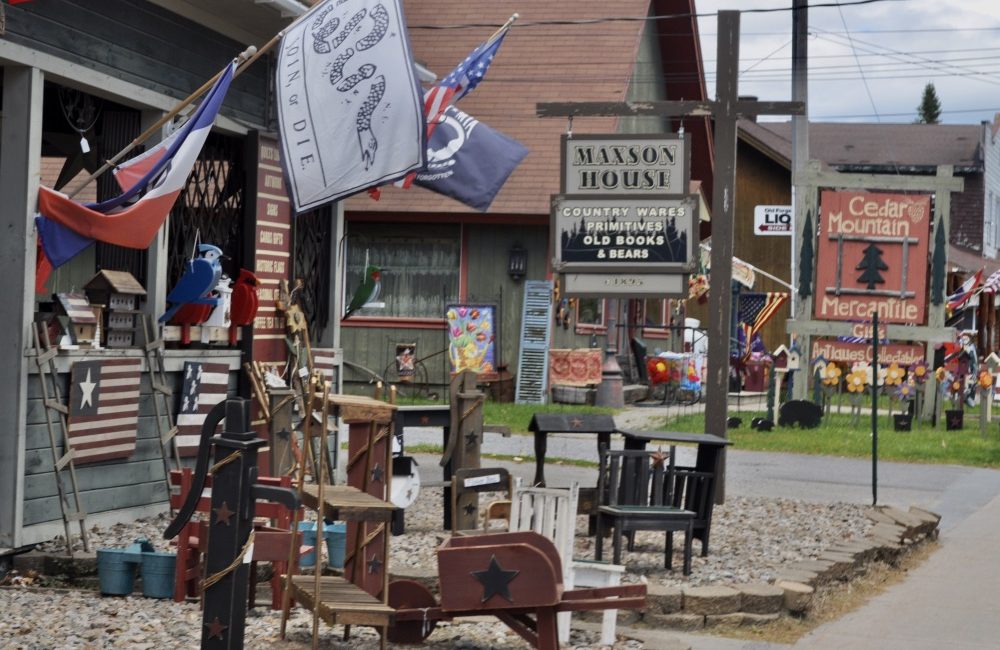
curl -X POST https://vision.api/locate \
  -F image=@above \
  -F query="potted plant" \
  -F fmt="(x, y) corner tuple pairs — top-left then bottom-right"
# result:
(941, 368), (965, 430)
(892, 380), (915, 431)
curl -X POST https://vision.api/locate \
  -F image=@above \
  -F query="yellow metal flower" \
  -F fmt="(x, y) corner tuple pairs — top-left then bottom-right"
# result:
(979, 370), (994, 390)
(885, 363), (905, 386)
(846, 370), (867, 393)
(822, 362), (842, 386)
(934, 366), (948, 383)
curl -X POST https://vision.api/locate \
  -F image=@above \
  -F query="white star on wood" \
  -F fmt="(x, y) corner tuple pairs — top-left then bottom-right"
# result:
(79, 369), (97, 409)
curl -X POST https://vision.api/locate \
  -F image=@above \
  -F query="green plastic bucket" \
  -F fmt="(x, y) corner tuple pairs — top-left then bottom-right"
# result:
(140, 551), (176, 599)
(96, 548), (139, 596)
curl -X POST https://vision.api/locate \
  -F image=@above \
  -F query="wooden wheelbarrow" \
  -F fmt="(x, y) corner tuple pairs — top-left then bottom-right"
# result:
(387, 531), (646, 649)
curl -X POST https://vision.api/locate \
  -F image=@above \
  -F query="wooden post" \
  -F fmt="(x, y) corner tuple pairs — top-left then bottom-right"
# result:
(447, 371), (484, 530)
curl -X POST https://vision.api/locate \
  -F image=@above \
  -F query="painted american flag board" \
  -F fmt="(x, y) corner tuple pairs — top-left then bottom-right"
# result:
(175, 361), (229, 457)
(67, 359), (141, 464)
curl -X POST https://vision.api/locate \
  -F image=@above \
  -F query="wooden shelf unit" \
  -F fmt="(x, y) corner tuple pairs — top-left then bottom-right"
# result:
(283, 391), (398, 650)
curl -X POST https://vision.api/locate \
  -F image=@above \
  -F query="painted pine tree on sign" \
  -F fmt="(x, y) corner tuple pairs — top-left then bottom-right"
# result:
(856, 244), (888, 289)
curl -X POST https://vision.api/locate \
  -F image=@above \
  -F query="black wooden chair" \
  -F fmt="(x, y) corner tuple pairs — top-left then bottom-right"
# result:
(595, 446), (695, 574)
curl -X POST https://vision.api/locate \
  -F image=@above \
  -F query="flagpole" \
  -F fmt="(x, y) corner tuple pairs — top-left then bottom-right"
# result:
(485, 13), (518, 46)
(65, 4), (318, 200)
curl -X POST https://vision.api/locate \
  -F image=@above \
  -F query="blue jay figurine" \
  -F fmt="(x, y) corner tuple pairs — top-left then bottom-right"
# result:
(159, 244), (224, 323)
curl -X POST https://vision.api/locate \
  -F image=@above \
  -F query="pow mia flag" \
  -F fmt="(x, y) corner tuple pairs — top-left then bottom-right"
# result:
(277, 0), (426, 212)
(415, 106), (528, 212)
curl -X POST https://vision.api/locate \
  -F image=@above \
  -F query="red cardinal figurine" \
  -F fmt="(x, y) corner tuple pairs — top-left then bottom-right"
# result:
(170, 303), (213, 346)
(229, 269), (259, 344)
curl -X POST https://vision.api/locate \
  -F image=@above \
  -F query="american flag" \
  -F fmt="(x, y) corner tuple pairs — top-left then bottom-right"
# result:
(737, 292), (789, 360)
(313, 348), (339, 385)
(946, 268), (983, 312)
(980, 268), (1000, 294)
(175, 361), (228, 457)
(394, 25), (510, 190)
(67, 359), (141, 464)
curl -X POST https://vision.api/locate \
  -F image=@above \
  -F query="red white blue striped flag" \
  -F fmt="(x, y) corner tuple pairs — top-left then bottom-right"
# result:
(67, 359), (142, 465)
(946, 268), (983, 313)
(175, 361), (229, 457)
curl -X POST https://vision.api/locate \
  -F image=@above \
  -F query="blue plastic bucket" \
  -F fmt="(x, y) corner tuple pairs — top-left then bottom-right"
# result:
(96, 548), (138, 596)
(298, 522), (346, 568)
(299, 521), (319, 567)
(140, 551), (176, 599)
(326, 523), (346, 569)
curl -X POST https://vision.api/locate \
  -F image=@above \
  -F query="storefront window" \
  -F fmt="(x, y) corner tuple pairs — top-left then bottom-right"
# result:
(344, 222), (461, 319)
(575, 297), (605, 333)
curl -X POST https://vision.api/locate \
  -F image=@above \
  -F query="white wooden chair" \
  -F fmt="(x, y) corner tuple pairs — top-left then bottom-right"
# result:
(509, 479), (626, 645)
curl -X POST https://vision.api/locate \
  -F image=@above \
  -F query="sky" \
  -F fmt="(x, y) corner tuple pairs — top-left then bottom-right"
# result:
(694, 0), (1000, 124)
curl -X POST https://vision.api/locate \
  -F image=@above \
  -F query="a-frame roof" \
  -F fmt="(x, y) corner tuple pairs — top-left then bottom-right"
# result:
(346, 0), (709, 215)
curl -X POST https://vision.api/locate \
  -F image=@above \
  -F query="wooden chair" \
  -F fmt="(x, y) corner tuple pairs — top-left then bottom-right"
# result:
(510, 479), (626, 646)
(595, 446), (695, 575)
(450, 467), (513, 533)
(170, 468), (309, 608)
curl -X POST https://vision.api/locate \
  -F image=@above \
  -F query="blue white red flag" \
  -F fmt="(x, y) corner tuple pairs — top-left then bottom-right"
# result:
(414, 106), (526, 211)
(36, 61), (236, 269)
(276, 0), (426, 212)
(946, 267), (983, 312)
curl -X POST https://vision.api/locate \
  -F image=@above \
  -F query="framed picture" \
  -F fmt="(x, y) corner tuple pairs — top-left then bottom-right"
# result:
(446, 304), (499, 380)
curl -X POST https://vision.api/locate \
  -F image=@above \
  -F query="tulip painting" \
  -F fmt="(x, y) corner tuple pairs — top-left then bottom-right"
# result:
(446, 303), (498, 379)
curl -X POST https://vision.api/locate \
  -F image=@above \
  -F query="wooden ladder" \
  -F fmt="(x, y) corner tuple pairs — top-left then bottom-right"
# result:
(31, 324), (89, 556)
(141, 314), (180, 502)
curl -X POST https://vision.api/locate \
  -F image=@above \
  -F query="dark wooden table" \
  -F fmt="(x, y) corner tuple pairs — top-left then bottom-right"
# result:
(392, 405), (451, 532)
(528, 413), (618, 487)
(615, 430), (731, 555)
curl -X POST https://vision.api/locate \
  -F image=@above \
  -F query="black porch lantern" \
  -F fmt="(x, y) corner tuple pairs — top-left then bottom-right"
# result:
(507, 243), (527, 282)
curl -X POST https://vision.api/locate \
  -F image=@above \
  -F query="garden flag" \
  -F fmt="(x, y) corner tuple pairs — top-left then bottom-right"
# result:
(67, 359), (141, 465)
(276, 0), (426, 212)
(35, 61), (236, 273)
(414, 106), (527, 211)
(737, 292), (789, 361)
(946, 267), (983, 313)
(175, 361), (228, 457)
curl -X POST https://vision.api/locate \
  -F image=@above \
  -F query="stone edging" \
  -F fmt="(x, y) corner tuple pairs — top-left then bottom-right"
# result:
(641, 504), (940, 630)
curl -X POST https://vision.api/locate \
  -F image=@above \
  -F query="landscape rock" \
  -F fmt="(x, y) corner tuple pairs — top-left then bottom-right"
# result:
(645, 584), (683, 614)
(775, 580), (814, 613)
(738, 583), (785, 614)
(682, 585), (741, 615)
(643, 612), (705, 631)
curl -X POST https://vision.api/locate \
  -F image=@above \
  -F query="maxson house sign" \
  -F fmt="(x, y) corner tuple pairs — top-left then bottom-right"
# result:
(814, 190), (931, 325)
(561, 134), (688, 194)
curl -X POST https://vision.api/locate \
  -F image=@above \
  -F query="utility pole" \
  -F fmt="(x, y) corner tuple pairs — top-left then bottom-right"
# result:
(538, 11), (804, 502)
(790, 0), (810, 398)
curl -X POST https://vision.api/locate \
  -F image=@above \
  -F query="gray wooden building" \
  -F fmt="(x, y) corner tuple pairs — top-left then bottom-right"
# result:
(0, 0), (335, 551)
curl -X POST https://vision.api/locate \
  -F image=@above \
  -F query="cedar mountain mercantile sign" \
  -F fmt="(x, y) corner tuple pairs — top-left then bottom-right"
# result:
(814, 190), (931, 324)
(551, 194), (697, 273)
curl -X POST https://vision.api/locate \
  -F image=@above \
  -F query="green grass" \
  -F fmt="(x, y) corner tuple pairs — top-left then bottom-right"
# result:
(383, 397), (616, 434)
(661, 408), (1000, 467)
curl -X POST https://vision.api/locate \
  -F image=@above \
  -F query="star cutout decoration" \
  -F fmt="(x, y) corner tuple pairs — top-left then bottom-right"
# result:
(79, 369), (97, 409)
(367, 554), (382, 575)
(570, 417), (584, 429)
(370, 463), (384, 483)
(204, 616), (228, 640)
(947, 410), (964, 429)
(465, 430), (479, 447)
(276, 427), (291, 441)
(463, 502), (477, 517)
(213, 501), (234, 526)
(471, 554), (519, 603)
(651, 447), (669, 469)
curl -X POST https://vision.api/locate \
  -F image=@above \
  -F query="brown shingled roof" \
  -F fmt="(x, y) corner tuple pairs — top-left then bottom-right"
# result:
(345, 0), (654, 215)
(739, 120), (982, 171)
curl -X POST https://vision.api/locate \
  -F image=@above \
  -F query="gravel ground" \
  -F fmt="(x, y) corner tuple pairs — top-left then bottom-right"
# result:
(8, 470), (873, 649)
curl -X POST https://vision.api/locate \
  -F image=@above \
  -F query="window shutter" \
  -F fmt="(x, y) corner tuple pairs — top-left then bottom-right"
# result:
(515, 280), (554, 404)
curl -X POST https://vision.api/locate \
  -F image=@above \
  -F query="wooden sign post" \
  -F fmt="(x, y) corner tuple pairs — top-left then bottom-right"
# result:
(539, 11), (804, 500)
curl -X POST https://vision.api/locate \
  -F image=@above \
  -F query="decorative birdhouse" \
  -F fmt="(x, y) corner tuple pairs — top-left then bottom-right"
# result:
(786, 344), (802, 370)
(772, 344), (790, 370)
(84, 270), (146, 347)
(54, 293), (98, 348)
(984, 352), (1000, 374)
